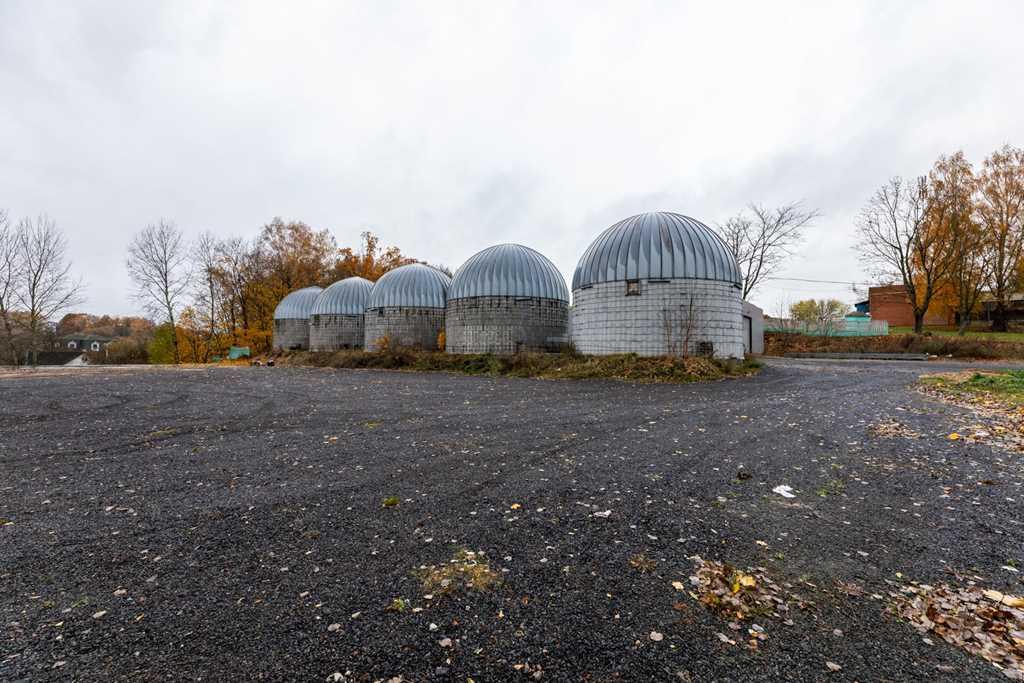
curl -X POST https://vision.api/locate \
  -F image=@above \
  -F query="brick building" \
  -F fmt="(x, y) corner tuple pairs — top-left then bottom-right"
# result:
(867, 285), (952, 327)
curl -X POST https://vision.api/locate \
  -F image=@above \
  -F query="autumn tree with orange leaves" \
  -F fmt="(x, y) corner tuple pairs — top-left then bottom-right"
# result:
(860, 145), (1024, 334)
(927, 151), (984, 333)
(977, 145), (1024, 331)
(132, 219), (417, 360)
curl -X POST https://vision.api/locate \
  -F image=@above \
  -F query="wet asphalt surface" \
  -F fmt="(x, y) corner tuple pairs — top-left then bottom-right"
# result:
(1, 359), (1023, 682)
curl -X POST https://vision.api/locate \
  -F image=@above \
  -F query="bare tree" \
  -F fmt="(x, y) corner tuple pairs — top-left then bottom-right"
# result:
(192, 231), (221, 359)
(0, 209), (22, 364)
(215, 237), (257, 342)
(127, 221), (191, 364)
(977, 145), (1024, 332)
(717, 201), (820, 300)
(14, 214), (83, 364)
(856, 176), (951, 333)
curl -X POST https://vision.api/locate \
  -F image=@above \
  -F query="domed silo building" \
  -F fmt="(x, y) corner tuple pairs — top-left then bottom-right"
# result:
(272, 286), (322, 351)
(446, 243), (569, 354)
(308, 277), (373, 351)
(364, 263), (451, 351)
(571, 212), (745, 359)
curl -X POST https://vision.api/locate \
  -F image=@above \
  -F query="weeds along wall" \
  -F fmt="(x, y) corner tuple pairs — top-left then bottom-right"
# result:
(571, 279), (744, 359)
(273, 318), (312, 351)
(445, 296), (569, 354)
(364, 307), (445, 351)
(309, 313), (365, 351)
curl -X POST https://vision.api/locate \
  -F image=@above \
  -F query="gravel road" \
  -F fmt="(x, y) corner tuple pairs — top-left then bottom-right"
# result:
(1, 359), (1021, 681)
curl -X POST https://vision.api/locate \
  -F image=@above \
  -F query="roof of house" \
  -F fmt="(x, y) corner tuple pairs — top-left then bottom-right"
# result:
(62, 334), (115, 342)
(33, 351), (86, 365)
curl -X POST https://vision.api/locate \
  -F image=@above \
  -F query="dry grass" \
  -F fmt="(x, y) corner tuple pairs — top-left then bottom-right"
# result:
(416, 549), (501, 596)
(766, 331), (1024, 360)
(629, 553), (658, 573)
(279, 349), (761, 383)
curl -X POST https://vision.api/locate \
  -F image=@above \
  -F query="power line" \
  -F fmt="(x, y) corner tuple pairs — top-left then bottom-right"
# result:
(764, 276), (873, 287)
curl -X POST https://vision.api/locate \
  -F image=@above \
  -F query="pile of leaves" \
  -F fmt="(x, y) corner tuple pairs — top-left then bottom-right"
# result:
(889, 582), (1024, 679)
(416, 549), (501, 596)
(870, 420), (922, 439)
(684, 556), (813, 649)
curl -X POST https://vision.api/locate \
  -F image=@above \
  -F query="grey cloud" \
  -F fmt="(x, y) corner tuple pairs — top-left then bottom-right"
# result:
(1, 0), (1022, 315)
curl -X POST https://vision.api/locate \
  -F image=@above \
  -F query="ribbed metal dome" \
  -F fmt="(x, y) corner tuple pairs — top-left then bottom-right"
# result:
(572, 212), (741, 290)
(368, 263), (451, 310)
(449, 244), (569, 302)
(310, 277), (373, 316)
(273, 286), (323, 320)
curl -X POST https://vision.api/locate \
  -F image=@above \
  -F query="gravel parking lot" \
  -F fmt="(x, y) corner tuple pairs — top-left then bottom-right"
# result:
(1, 359), (1021, 681)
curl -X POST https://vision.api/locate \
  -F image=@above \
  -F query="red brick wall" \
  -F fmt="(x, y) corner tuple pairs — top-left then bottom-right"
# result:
(868, 285), (950, 327)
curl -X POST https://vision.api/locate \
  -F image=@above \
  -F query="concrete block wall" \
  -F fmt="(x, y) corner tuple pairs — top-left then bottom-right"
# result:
(309, 313), (364, 351)
(571, 279), (744, 359)
(742, 300), (765, 355)
(364, 308), (445, 351)
(273, 318), (310, 351)
(446, 296), (569, 354)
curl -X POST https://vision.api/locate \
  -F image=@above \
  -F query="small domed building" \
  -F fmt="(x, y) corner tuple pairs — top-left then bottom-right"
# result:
(272, 286), (322, 351)
(364, 263), (451, 351)
(571, 212), (745, 358)
(446, 243), (569, 354)
(308, 277), (373, 351)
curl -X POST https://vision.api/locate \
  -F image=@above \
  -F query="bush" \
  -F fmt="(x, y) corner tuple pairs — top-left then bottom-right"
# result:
(280, 349), (761, 383)
(86, 337), (150, 364)
(764, 332), (1024, 360)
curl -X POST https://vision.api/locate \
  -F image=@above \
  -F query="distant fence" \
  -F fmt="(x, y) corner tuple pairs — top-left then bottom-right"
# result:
(765, 318), (889, 337)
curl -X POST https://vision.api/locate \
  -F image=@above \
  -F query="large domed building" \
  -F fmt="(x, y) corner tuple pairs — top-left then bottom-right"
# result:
(272, 286), (322, 351)
(308, 277), (373, 351)
(571, 212), (745, 358)
(364, 263), (451, 350)
(446, 243), (569, 354)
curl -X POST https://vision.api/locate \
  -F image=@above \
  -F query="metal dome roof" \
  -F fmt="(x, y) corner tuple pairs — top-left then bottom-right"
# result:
(273, 286), (323, 320)
(310, 277), (373, 316)
(572, 212), (742, 290)
(368, 263), (451, 309)
(449, 243), (569, 302)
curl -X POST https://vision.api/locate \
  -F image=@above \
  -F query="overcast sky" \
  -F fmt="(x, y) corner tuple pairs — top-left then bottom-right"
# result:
(2, 1), (1022, 317)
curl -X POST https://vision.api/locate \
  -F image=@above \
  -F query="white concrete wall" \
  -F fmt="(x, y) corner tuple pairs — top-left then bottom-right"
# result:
(742, 300), (765, 354)
(446, 297), (569, 354)
(273, 318), (311, 351)
(309, 313), (364, 351)
(571, 279), (744, 359)
(364, 308), (445, 351)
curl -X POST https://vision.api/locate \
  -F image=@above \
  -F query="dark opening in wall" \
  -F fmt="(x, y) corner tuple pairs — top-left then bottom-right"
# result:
(625, 279), (640, 296)
(697, 341), (714, 357)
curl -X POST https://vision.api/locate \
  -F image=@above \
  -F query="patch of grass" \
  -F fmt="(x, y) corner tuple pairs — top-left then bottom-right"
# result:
(629, 553), (658, 573)
(891, 325), (1024, 342)
(381, 496), (400, 508)
(922, 370), (1024, 405)
(767, 331), (1024, 360)
(282, 349), (761, 384)
(386, 597), (410, 612)
(816, 479), (845, 497)
(417, 548), (501, 596)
